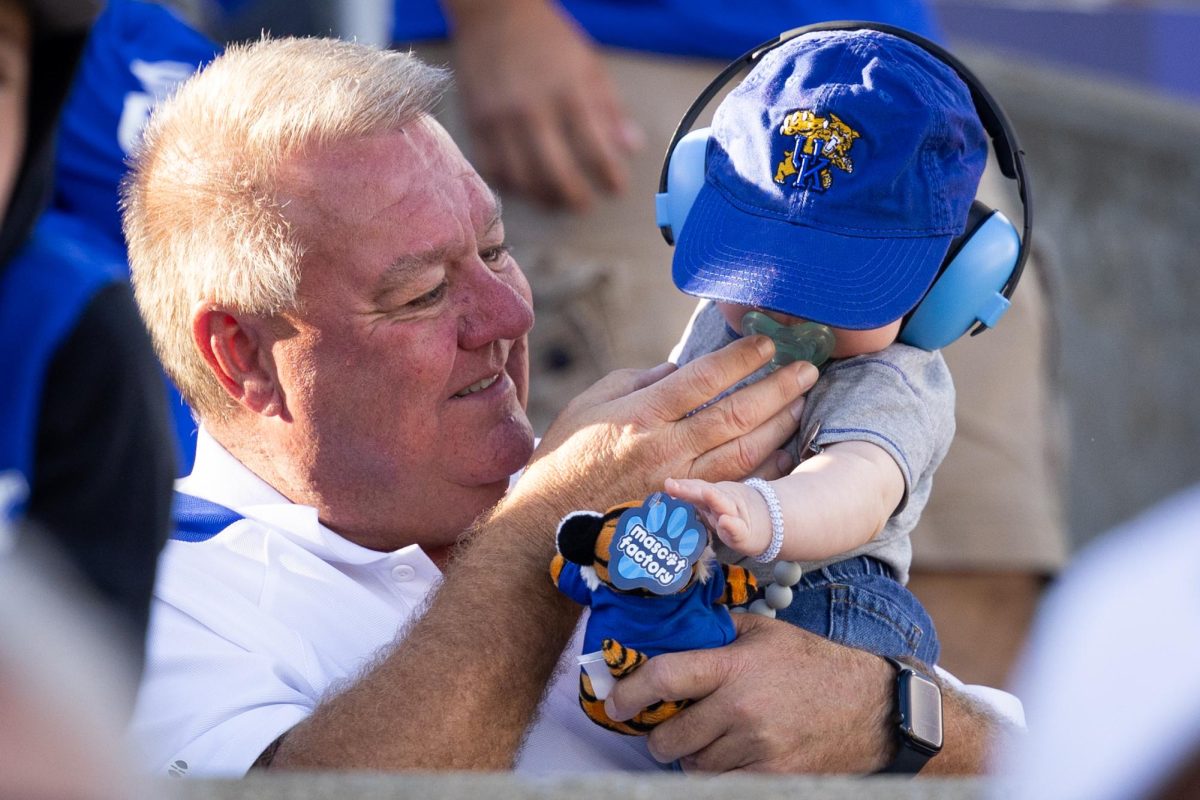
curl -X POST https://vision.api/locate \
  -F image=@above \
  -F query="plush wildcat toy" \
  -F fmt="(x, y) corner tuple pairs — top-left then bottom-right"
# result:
(550, 492), (756, 735)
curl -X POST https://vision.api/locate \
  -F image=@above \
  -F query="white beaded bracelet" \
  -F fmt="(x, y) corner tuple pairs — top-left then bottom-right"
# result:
(744, 477), (784, 564)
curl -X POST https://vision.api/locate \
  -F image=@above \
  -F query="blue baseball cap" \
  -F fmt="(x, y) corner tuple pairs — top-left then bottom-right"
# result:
(673, 30), (988, 330)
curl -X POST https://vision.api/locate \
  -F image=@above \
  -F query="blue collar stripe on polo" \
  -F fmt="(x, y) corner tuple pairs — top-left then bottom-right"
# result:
(171, 492), (244, 542)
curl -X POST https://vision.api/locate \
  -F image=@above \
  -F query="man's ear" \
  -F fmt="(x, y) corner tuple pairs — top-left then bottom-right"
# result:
(191, 303), (288, 418)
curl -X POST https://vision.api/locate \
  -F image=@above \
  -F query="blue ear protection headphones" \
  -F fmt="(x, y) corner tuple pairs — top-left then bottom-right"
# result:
(655, 21), (1032, 351)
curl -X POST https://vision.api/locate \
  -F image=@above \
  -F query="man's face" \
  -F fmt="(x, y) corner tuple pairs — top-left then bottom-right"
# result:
(0, 0), (30, 221)
(271, 118), (535, 551)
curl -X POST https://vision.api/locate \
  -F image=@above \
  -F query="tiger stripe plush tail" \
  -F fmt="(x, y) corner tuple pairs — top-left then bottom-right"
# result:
(601, 637), (647, 678)
(719, 564), (757, 606)
(577, 638), (692, 736)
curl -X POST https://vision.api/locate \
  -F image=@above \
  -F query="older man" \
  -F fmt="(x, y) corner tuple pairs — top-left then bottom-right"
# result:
(125, 36), (1007, 776)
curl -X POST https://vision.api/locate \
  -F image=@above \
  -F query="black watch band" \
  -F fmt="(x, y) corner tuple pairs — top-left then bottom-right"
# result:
(877, 656), (943, 775)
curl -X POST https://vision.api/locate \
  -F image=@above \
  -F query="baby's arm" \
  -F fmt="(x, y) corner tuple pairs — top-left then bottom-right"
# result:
(666, 440), (904, 562)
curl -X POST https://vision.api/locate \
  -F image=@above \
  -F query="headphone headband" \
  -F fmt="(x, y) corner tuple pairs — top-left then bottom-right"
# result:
(657, 20), (1031, 326)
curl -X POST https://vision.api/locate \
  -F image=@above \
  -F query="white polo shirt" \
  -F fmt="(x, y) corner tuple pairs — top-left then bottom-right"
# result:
(129, 430), (657, 777)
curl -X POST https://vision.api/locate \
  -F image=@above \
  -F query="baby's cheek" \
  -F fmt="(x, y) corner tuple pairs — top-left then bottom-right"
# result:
(716, 302), (760, 331)
(830, 321), (902, 358)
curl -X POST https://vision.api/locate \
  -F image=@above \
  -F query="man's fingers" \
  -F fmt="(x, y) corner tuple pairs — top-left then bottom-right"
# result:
(746, 449), (795, 482)
(581, 362), (676, 406)
(563, 88), (630, 195)
(467, 130), (502, 189)
(675, 730), (760, 774)
(689, 400), (802, 484)
(604, 648), (727, 723)
(629, 361), (679, 392)
(519, 104), (592, 210)
(684, 361), (815, 481)
(645, 699), (735, 767)
(641, 336), (775, 421)
(554, 362), (676, 421)
(478, 117), (532, 196)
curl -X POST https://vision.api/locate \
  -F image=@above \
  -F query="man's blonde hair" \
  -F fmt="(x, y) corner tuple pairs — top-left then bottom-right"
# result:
(123, 36), (449, 421)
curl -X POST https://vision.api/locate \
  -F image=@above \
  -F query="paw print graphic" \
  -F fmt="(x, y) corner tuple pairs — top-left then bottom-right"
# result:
(611, 493), (707, 594)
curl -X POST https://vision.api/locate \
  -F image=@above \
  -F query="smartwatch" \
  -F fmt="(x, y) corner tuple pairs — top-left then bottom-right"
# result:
(877, 656), (943, 774)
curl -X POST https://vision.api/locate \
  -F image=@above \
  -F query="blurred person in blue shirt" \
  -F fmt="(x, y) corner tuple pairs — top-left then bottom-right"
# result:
(52, 0), (223, 472)
(0, 0), (187, 672)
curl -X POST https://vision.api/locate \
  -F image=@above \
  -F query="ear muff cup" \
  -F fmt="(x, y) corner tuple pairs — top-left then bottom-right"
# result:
(655, 128), (711, 245)
(898, 207), (1020, 350)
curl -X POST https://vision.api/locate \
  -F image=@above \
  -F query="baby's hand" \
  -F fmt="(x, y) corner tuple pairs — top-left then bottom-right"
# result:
(664, 477), (773, 559)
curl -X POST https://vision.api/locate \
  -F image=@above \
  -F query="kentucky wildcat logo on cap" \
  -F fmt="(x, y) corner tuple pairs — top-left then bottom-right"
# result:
(672, 30), (989, 331)
(774, 109), (861, 192)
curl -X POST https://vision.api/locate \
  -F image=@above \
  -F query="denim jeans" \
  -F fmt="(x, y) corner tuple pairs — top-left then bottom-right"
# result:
(774, 556), (941, 666)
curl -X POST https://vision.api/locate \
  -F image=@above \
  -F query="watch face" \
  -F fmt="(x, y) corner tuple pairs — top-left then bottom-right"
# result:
(901, 673), (944, 751)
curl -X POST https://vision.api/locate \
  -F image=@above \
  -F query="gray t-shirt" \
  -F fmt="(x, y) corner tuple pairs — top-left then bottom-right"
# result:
(670, 301), (955, 584)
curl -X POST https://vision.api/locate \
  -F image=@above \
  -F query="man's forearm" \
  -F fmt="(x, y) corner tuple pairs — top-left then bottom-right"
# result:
(266, 491), (578, 770)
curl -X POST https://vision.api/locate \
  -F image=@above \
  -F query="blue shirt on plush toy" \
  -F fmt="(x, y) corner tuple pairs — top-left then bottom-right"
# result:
(555, 550), (734, 658)
(550, 493), (756, 735)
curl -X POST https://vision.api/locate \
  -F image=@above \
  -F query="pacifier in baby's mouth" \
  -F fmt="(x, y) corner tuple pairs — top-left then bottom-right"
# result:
(740, 311), (835, 370)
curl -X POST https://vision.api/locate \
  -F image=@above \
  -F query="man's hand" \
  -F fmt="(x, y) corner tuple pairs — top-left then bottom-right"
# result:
(606, 613), (1008, 774)
(513, 335), (816, 514)
(604, 614), (895, 773)
(442, 0), (643, 211)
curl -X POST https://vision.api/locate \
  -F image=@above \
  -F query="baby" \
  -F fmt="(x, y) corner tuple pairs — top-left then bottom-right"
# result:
(664, 28), (992, 666)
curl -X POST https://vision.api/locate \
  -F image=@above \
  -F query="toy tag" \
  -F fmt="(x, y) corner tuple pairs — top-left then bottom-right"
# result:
(741, 311), (835, 370)
(609, 493), (707, 595)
